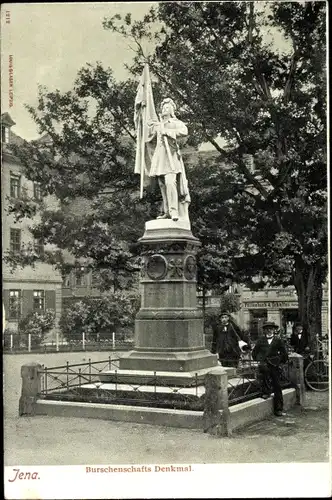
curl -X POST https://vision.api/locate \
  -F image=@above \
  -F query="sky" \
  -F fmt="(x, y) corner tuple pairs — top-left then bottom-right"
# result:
(1, 2), (293, 142)
(1, 2), (155, 140)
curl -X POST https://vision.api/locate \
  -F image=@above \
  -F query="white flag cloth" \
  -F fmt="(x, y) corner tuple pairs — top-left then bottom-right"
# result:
(134, 64), (158, 197)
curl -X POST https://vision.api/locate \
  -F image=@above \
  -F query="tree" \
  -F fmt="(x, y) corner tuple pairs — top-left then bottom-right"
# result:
(219, 293), (241, 315)
(18, 309), (55, 347)
(6, 65), (160, 290)
(59, 293), (139, 342)
(7, 2), (327, 347)
(105, 1), (327, 345)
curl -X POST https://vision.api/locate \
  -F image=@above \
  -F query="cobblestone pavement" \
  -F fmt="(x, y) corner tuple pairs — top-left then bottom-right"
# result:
(4, 353), (330, 466)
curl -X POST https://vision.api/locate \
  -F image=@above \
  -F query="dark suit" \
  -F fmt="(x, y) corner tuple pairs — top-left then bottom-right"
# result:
(211, 321), (247, 368)
(252, 335), (288, 413)
(290, 333), (308, 355)
(290, 332), (310, 382)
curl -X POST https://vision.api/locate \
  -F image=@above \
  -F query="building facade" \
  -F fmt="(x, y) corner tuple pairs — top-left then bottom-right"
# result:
(200, 284), (329, 338)
(2, 113), (62, 340)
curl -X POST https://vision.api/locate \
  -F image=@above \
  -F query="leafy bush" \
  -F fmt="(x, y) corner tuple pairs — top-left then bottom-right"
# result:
(204, 308), (220, 333)
(18, 309), (56, 347)
(60, 292), (140, 343)
(219, 293), (241, 314)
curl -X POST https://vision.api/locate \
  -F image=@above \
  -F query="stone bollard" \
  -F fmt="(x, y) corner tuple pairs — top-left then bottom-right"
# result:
(203, 366), (232, 437)
(287, 353), (305, 406)
(19, 362), (42, 416)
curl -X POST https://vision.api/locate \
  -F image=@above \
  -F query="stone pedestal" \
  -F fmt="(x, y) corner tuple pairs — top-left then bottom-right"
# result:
(101, 219), (217, 385)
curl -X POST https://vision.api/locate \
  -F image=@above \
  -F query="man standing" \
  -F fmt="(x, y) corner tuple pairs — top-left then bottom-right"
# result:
(211, 312), (249, 368)
(147, 98), (191, 222)
(252, 321), (288, 417)
(290, 322), (311, 381)
(290, 323), (309, 355)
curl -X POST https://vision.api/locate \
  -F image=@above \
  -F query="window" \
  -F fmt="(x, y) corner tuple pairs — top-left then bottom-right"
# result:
(63, 274), (71, 288)
(33, 290), (45, 311)
(2, 126), (10, 144)
(249, 310), (268, 339)
(75, 269), (86, 287)
(10, 228), (21, 253)
(34, 238), (44, 256)
(10, 174), (21, 198)
(33, 183), (42, 201)
(9, 290), (21, 320)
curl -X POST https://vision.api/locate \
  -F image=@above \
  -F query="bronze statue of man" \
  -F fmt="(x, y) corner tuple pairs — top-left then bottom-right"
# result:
(147, 98), (191, 222)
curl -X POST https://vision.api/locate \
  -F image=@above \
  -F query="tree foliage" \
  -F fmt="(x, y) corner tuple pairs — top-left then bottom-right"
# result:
(59, 293), (139, 342)
(106, 1), (327, 341)
(219, 293), (241, 315)
(18, 309), (55, 347)
(7, 2), (327, 343)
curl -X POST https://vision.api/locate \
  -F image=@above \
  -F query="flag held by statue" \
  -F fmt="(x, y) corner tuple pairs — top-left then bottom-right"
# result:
(134, 63), (158, 198)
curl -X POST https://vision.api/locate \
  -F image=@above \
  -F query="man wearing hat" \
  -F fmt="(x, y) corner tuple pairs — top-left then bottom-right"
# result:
(211, 311), (250, 368)
(290, 323), (310, 355)
(252, 321), (288, 417)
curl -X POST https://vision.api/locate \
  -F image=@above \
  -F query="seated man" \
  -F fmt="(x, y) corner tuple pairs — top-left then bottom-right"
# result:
(252, 322), (288, 417)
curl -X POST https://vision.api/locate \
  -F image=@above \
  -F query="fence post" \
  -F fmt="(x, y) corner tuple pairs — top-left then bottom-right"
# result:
(112, 332), (115, 350)
(28, 333), (31, 353)
(19, 362), (42, 416)
(10, 332), (13, 351)
(203, 366), (231, 437)
(287, 353), (305, 406)
(56, 330), (59, 352)
(82, 331), (85, 350)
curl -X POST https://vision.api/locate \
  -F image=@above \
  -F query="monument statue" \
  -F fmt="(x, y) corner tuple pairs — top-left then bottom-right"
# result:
(134, 65), (190, 223)
(147, 98), (191, 222)
(101, 63), (218, 380)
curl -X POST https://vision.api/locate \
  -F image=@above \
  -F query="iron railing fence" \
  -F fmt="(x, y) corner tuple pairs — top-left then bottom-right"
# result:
(229, 351), (294, 406)
(3, 331), (134, 354)
(38, 357), (204, 411)
(39, 356), (120, 395)
(37, 351), (295, 411)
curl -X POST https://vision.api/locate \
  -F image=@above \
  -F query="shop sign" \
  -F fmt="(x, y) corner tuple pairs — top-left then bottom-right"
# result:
(243, 301), (298, 309)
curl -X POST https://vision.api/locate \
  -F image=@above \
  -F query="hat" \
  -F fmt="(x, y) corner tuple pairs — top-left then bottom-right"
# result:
(262, 321), (279, 330)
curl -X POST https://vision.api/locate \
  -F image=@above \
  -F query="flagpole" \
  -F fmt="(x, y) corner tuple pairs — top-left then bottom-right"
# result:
(140, 105), (146, 199)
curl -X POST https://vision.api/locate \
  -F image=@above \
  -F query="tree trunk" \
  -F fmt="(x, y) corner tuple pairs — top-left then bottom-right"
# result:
(293, 260), (324, 349)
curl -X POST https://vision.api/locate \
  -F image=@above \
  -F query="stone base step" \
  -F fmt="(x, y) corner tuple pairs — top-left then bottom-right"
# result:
(82, 377), (255, 396)
(98, 366), (237, 386)
(35, 388), (297, 431)
(42, 376), (260, 413)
